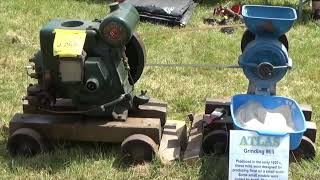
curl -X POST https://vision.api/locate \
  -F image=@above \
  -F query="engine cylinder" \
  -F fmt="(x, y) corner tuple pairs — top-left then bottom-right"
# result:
(99, 2), (139, 47)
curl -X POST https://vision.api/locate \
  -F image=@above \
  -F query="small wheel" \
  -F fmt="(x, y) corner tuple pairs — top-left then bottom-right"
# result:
(121, 134), (158, 162)
(7, 128), (45, 157)
(241, 30), (289, 52)
(202, 130), (228, 155)
(291, 136), (316, 161)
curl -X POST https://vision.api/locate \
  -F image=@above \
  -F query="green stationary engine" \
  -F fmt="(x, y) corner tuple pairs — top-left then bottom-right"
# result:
(26, 2), (148, 119)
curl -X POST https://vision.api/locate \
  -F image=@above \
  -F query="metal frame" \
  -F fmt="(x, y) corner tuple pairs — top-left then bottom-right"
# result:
(183, 98), (317, 163)
(8, 99), (167, 155)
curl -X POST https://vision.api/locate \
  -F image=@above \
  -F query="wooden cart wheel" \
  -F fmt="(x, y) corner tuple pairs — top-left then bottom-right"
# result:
(291, 136), (316, 161)
(121, 134), (158, 162)
(241, 29), (289, 52)
(202, 130), (229, 155)
(7, 128), (45, 157)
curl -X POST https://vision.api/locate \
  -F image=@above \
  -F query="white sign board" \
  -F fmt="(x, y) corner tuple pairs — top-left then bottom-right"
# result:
(229, 130), (290, 180)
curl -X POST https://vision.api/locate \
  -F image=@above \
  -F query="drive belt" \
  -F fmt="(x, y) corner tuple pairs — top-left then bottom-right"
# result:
(146, 63), (241, 69)
(140, 24), (245, 37)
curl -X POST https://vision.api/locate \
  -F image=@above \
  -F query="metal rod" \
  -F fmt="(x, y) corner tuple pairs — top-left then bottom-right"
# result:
(145, 63), (241, 69)
(139, 24), (245, 37)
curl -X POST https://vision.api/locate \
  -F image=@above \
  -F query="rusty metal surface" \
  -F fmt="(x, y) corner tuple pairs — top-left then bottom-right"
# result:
(205, 98), (231, 115)
(291, 136), (316, 161)
(144, 98), (167, 107)
(9, 113), (162, 145)
(7, 128), (45, 156)
(23, 98), (168, 128)
(130, 98), (167, 126)
(121, 134), (158, 162)
(15, 98), (167, 145)
(202, 130), (228, 155)
(23, 99), (78, 114)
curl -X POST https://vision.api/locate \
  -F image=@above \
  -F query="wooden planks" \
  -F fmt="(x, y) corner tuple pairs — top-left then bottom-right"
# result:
(159, 120), (187, 164)
(183, 115), (204, 164)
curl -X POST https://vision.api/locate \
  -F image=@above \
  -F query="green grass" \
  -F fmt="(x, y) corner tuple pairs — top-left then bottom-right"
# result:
(0, 0), (319, 179)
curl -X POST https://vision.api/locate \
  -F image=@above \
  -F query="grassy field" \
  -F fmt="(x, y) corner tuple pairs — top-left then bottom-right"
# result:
(0, 0), (320, 179)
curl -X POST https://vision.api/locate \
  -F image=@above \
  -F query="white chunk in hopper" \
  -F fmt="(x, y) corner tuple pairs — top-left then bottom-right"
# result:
(235, 101), (296, 133)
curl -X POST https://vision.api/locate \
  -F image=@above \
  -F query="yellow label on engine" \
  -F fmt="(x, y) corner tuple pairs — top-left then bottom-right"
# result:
(53, 29), (86, 57)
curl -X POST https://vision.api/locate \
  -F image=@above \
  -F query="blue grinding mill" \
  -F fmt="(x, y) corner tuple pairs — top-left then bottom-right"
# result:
(201, 5), (315, 156)
(238, 5), (297, 95)
(232, 5), (308, 150)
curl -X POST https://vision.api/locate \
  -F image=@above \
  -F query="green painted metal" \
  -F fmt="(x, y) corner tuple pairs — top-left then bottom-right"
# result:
(100, 2), (139, 47)
(29, 3), (142, 117)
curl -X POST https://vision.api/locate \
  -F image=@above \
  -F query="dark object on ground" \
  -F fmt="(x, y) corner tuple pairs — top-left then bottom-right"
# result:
(203, 17), (229, 25)
(220, 27), (235, 34)
(213, 4), (242, 20)
(125, 0), (196, 26)
(203, 16), (239, 34)
(203, 3), (243, 33)
(313, 9), (320, 20)
(203, 17), (218, 25)
(203, 16), (233, 26)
